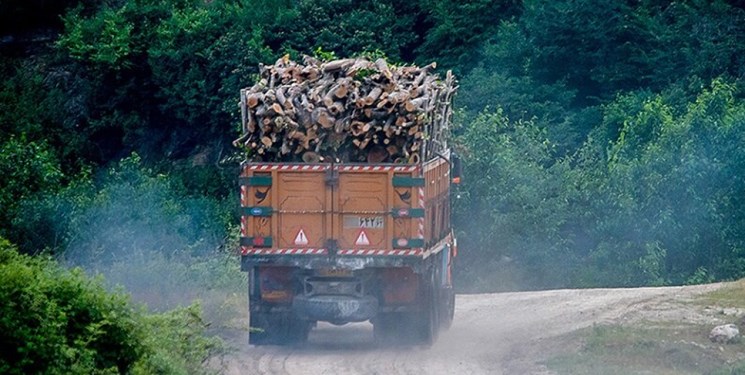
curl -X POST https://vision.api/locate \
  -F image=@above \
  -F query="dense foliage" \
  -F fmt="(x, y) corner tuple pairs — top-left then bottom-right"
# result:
(0, 239), (224, 374)
(0, 239), (142, 374)
(1, 0), (745, 296)
(3, 0), (745, 370)
(456, 81), (745, 289)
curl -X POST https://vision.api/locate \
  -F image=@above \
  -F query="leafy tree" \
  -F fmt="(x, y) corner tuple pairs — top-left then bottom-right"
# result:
(5, 0), (745, 293)
(415, 0), (521, 74)
(570, 79), (745, 286)
(0, 0), (106, 36)
(0, 137), (62, 244)
(456, 22), (580, 152)
(454, 109), (575, 289)
(52, 0), (426, 169)
(506, 0), (745, 103)
(456, 79), (745, 289)
(265, 0), (420, 62)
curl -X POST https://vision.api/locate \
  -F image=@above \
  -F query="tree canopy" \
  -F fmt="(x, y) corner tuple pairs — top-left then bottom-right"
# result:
(2, 0), (745, 290)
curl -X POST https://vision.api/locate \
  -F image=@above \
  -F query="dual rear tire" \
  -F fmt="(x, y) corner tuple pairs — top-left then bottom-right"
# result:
(373, 269), (440, 346)
(249, 312), (311, 345)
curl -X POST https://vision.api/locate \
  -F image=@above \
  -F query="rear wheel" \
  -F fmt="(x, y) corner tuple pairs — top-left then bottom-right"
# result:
(415, 270), (439, 346)
(249, 311), (310, 345)
(372, 312), (399, 343)
(439, 286), (455, 330)
(373, 309), (436, 346)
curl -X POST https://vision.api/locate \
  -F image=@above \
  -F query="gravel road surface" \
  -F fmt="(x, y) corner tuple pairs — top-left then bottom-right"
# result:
(223, 284), (723, 374)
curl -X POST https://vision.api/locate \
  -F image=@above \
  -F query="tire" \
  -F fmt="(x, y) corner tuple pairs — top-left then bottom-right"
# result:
(372, 312), (398, 344)
(415, 270), (439, 346)
(249, 312), (310, 346)
(374, 269), (440, 346)
(374, 311), (433, 345)
(249, 312), (276, 345)
(439, 286), (455, 330)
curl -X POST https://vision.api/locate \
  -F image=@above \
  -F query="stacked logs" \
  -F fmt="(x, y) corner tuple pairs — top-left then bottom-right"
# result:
(233, 55), (457, 163)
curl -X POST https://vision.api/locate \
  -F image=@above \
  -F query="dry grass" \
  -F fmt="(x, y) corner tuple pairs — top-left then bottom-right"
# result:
(545, 280), (745, 375)
(696, 279), (745, 310)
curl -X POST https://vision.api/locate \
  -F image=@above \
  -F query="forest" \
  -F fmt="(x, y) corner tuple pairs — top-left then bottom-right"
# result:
(1, 0), (745, 372)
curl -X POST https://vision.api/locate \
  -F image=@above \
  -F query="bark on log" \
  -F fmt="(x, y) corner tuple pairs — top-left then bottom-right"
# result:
(234, 56), (457, 164)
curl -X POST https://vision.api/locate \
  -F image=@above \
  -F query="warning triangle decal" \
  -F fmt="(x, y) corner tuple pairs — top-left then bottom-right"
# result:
(355, 230), (371, 246)
(294, 229), (309, 245)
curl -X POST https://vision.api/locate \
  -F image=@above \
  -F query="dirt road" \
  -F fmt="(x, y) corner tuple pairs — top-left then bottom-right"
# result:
(223, 284), (723, 374)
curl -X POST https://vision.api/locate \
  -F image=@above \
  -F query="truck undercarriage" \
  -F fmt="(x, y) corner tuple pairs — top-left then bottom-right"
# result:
(243, 245), (455, 345)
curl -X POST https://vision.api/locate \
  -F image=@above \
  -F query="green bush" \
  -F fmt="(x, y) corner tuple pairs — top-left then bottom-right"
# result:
(0, 238), (143, 374)
(0, 238), (228, 375)
(133, 303), (226, 375)
(0, 137), (63, 245)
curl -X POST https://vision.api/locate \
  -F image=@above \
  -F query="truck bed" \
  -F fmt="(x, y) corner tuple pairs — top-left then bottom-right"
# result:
(239, 154), (452, 268)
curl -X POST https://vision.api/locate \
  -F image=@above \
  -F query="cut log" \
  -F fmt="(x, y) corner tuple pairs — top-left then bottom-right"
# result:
(246, 93), (261, 109)
(327, 101), (345, 116)
(322, 59), (355, 72)
(374, 58), (392, 81)
(270, 103), (284, 116)
(364, 87), (383, 106)
(302, 151), (322, 163)
(367, 146), (387, 163)
(233, 56), (457, 164)
(312, 107), (335, 129)
(386, 145), (398, 156)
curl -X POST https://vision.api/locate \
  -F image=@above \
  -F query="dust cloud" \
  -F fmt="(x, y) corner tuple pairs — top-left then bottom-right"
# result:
(59, 164), (244, 314)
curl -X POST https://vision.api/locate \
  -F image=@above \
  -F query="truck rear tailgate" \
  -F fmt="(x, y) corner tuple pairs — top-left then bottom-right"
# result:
(240, 163), (425, 257)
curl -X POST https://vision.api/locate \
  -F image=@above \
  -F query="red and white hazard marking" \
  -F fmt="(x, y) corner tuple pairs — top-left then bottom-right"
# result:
(418, 187), (425, 240)
(240, 247), (424, 257)
(337, 249), (423, 256)
(241, 247), (327, 255)
(336, 165), (418, 172)
(243, 163), (420, 173)
(244, 164), (328, 171)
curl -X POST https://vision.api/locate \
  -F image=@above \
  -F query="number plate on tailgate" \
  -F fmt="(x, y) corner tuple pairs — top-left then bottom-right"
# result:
(317, 268), (352, 277)
(343, 216), (384, 228)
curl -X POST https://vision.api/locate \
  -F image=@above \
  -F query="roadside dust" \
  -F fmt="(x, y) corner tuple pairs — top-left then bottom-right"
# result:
(221, 283), (725, 374)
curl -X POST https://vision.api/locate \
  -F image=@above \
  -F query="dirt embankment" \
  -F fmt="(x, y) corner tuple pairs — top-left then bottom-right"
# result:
(221, 283), (728, 374)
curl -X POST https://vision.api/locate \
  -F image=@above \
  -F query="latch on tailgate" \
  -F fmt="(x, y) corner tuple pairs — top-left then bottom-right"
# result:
(325, 239), (338, 256)
(325, 168), (339, 187)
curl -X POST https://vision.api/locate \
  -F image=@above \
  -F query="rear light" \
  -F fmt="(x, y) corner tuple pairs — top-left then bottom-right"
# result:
(259, 266), (295, 303)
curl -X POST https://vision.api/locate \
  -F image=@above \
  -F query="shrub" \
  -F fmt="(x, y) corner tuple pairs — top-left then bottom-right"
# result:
(133, 303), (226, 375)
(0, 238), (143, 374)
(0, 238), (227, 375)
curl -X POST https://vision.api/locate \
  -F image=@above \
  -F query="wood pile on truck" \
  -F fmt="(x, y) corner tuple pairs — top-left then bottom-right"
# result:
(233, 55), (457, 164)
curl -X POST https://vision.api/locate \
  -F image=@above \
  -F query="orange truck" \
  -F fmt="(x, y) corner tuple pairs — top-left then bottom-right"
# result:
(239, 151), (461, 345)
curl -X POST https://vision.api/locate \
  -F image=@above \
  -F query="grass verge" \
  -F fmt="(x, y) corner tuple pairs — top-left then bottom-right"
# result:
(545, 280), (745, 375)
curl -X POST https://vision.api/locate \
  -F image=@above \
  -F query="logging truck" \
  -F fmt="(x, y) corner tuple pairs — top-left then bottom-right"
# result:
(237, 57), (459, 345)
